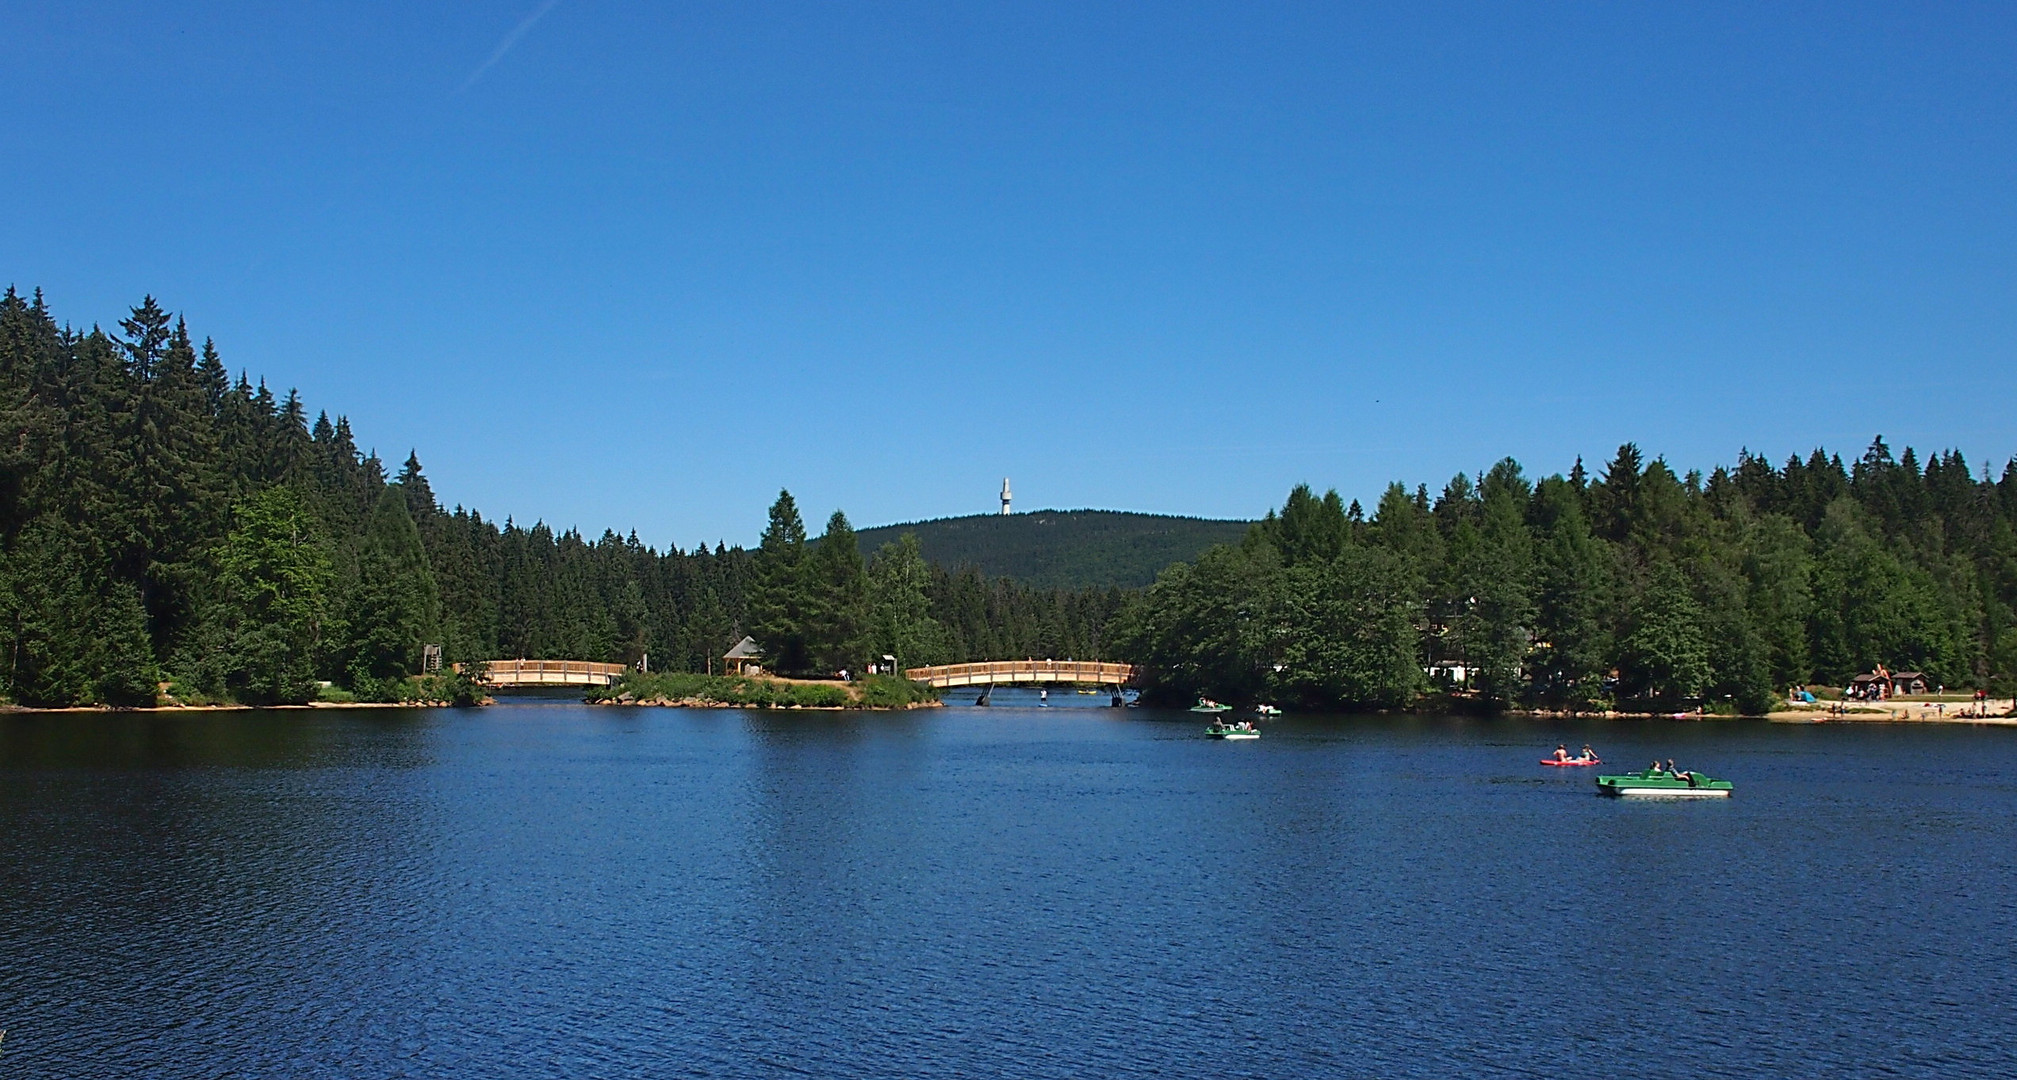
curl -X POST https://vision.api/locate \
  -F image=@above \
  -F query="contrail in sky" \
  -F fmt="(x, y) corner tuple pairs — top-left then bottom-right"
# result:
(458, 0), (564, 93)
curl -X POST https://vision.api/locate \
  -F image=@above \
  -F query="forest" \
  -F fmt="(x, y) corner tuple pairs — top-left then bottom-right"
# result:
(1119, 444), (2017, 713)
(854, 509), (1251, 589)
(7, 289), (2013, 714)
(0, 291), (1119, 706)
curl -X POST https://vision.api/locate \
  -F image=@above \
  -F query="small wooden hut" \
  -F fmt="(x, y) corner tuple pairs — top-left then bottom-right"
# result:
(723, 636), (762, 676)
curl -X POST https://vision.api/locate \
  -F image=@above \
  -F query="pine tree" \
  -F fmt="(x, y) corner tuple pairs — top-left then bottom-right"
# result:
(806, 510), (870, 674)
(199, 486), (333, 704)
(748, 490), (810, 674)
(338, 486), (440, 697)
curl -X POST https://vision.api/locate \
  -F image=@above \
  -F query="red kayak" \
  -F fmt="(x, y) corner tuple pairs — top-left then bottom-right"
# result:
(1540, 758), (1602, 767)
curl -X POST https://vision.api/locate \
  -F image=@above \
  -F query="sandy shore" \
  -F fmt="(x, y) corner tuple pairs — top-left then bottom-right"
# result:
(1768, 699), (2016, 725)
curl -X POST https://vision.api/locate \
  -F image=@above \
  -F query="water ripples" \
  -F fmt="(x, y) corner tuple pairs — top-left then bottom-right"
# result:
(1, 708), (2014, 1077)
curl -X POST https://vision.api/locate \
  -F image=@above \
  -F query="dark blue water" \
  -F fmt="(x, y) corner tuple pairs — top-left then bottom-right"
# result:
(3, 697), (2014, 1078)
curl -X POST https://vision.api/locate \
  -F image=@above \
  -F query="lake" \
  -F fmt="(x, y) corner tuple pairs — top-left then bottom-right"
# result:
(3, 693), (2014, 1078)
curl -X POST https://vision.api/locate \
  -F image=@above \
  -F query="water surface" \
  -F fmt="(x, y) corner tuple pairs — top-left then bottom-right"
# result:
(2, 698), (2013, 1078)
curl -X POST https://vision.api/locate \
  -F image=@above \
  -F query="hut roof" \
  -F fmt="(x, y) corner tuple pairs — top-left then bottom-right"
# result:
(724, 635), (761, 660)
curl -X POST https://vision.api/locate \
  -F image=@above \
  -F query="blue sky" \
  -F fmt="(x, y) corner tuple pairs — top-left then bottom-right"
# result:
(4, 2), (2013, 547)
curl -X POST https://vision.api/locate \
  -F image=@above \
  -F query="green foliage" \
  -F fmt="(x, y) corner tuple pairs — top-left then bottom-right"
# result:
(804, 510), (870, 674)
(194, 486), (333, 705)
(399, 665), (487, 706)
(339, 486), (439, 692)
(1130, 435), (2017, 714)
(748, 490), (812, 674)
(855, 674), (939, 708)
(595, 671), (856, 708)
(6, 291), (2017, 719)
(867, 534), (949, 668)
(1619, 561), (1712, 703)
(1272, 547), (1425, 708)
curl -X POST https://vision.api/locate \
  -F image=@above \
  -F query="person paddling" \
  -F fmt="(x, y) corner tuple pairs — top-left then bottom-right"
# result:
(1578, 744), (1597, 762)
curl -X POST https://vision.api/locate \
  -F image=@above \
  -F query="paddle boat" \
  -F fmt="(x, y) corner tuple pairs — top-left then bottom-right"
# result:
(1595, 769), (1733, 798)
(1190, 698), (1232, 714)
(1205, 720), (1260, 740)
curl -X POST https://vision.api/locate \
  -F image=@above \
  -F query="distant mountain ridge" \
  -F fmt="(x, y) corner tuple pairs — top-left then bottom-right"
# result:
(855, 510), (1255, 590)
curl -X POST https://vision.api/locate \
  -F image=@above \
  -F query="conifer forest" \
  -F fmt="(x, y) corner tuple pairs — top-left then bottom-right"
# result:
(4, 290), (2014, 712)
(0, 292), (1119, 706)
(1122, 446), (2017, 712)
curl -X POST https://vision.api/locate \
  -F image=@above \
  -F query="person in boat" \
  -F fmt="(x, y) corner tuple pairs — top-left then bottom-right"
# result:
(1649, 760), (1665, 775)
(1553, 744), (1570, 761)
(1578, 744), (1597, 762)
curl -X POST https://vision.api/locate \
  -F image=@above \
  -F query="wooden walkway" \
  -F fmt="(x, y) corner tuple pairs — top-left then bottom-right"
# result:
(471, 659), (629, 688)
(903, 660), (1140, 689)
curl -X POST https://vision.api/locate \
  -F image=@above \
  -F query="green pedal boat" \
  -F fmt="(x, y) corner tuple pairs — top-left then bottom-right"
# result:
(1595, 770), (1733, 798)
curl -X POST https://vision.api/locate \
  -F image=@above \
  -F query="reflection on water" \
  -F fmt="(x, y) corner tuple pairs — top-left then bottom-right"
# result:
(1, 707), (2013, 1078)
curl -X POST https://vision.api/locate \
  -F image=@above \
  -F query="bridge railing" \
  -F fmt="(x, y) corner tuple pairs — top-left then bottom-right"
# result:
(903, 660), (1140, 689)
(465, 659), (631, 687)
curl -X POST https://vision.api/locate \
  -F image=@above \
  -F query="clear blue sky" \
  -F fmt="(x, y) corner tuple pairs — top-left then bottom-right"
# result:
(4, 2), (2013, 547)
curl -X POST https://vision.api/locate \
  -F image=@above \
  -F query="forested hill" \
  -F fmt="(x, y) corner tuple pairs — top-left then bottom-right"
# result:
(855, 510), (1253, 589)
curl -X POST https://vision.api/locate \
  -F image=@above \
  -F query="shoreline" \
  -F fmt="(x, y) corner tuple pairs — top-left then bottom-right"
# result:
(0, 700), (487, 714)
(1766, 698), (2016, 725)
(5, 698), (2008, 722)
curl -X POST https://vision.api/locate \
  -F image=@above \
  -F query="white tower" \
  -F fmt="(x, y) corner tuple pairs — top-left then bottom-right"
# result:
(1000, 478), (1012, 516)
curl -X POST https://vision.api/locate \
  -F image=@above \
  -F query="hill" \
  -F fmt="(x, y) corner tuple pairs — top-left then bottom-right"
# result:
(855, 510), (1255, 590)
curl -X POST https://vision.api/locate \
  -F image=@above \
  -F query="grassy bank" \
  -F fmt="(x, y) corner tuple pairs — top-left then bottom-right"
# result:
(590, 672), (938, 709)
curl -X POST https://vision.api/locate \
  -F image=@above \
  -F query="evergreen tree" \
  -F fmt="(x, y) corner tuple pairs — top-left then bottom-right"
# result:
(196, 486), (333, 704)
(338, 486), (439, 697)
(806, 510), (870, 673)
(748, 490), (811, 674)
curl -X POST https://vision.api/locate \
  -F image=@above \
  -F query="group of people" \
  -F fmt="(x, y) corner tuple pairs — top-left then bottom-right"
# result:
(1648, 759), (1699, 784)
(1550, 744), (1599, 762)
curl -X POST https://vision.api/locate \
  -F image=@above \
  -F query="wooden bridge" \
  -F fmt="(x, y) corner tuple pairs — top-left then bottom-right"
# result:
(902, 660), (1140, 689)
(469, 659), (629, 688)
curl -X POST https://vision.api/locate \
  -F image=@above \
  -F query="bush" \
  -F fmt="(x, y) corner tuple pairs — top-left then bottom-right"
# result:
(162, 676), (228, 706)
(593, 671), (920, 708)
(398, 670), (487, 706)
(856, 675), (938, 708)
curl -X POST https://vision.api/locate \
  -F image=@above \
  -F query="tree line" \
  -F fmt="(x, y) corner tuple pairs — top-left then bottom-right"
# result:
(744, 490), (1123, 677)
(0, 291), (1118, 706)
(1118, 443), (2017, 712)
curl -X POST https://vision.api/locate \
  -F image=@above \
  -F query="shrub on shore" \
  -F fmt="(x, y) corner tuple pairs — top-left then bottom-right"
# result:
(592, 671), (936, 709)
(855, 674), (938, 708)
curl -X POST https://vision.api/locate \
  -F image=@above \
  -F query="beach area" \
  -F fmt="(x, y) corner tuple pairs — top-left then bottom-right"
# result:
(1769, 697), (2017, 725)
